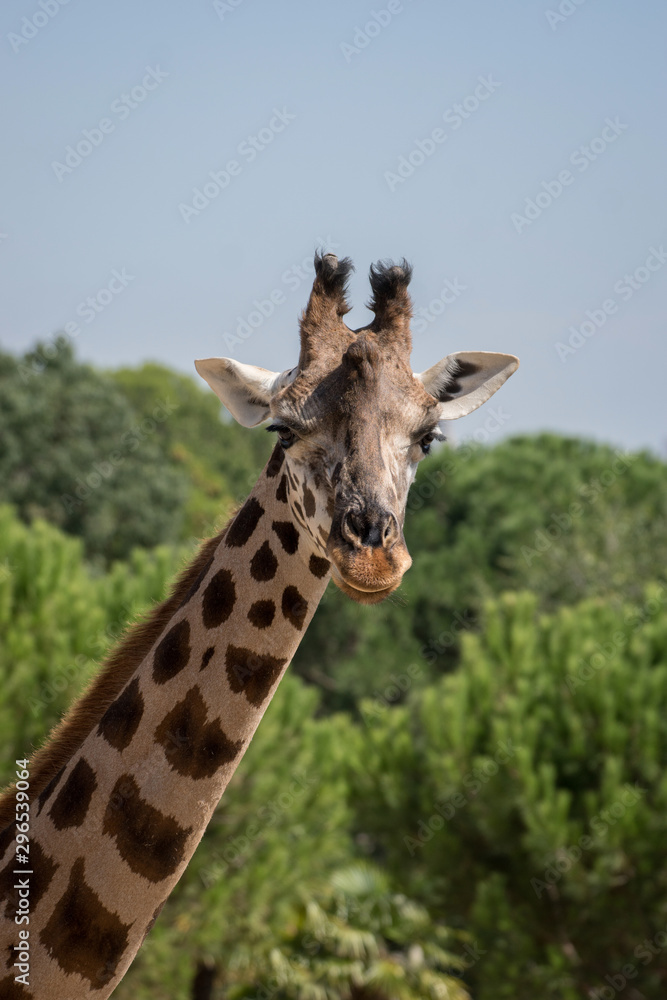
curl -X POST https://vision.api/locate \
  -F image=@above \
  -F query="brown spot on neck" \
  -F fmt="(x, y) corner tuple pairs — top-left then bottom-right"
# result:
(303, 485), (316, 518)
(275, 474), (288, 503)
(142, 900), (166, 944)
(309, 554), (330, 579)
(103, 775), (192, 883)
(271, 520), (300, 555)
(247, 599), (276, 629)
(0, 975), (34, 998)
(152, 619), (192, 685)
(225, 645), (287, 706)
(281, 586), (308, 631)
(37, 766), (65, 816)
(155, 686), (243, 779)
(98, 678), (144, 751)
(250, 541), (278, 582)
(49, 758), (97, 830)
(200, 646), (215, 671)
(40, 857), (131, 987)
(224, 497), (265, 548)
(201, 568), (236, 629)
(265, 443), (285, 478)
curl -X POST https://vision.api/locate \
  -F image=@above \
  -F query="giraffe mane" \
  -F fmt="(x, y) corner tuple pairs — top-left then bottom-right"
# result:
(0, 526), (228, 835)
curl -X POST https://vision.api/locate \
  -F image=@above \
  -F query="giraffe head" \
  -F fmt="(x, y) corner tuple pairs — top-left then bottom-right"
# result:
(196, 254), (518, 604)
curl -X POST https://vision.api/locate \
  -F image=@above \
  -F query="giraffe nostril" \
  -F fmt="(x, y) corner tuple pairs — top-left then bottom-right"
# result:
(383, 514), (399, 546)
(341, 509), (397, 549)
(341, 511), (362, 546)
(349, 512), (364, 537)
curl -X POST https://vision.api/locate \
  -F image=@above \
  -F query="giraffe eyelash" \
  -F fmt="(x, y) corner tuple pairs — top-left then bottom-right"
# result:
(417, 429), (445, 456)
(267, 423), (298, 448)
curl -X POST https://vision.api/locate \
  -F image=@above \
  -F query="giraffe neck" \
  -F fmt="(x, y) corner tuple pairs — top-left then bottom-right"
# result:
(0, 448), (331, 999)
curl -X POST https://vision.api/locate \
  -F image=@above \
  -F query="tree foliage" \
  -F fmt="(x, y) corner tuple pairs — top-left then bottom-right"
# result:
(230, 863), (470, 1000)
(351, 589), (667, 999)
(0, 503), (187, 763)
(0, 341), (188, 561)
(1, 343), (666, 999)
(0, 343), (274, 562)
(110, 361), (272, 539)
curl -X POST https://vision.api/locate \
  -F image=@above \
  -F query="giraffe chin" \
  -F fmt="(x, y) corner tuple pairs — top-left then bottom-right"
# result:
(329, 567), (402, 605)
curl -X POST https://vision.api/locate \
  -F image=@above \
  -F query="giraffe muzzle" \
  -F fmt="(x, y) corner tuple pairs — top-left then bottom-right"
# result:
(326, 505), (412, 605)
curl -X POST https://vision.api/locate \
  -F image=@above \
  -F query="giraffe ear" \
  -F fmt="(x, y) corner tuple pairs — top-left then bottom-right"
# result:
(195, 358), (298, 427)
(415, 351), (519, 420)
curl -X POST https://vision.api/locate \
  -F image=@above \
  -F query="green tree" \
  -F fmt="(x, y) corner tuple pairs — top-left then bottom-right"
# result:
(404, 434), (667, 637)
(111, 361), (273, 539)
(351, 588), (667, 999)
(0, 340), (187, 561)
(231, 863), (470, 1000)
(0, 504), (189, 765)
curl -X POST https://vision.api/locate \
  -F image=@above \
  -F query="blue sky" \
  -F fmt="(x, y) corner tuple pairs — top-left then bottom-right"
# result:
(1, 0), (665, 452)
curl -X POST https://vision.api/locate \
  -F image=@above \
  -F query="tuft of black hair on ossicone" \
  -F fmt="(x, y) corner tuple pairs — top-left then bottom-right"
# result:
(366, 257), (413, 313)
(313, 251), (355, 299)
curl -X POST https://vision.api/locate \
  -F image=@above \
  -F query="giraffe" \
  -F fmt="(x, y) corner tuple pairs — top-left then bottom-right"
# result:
(0, 253), (518, 999)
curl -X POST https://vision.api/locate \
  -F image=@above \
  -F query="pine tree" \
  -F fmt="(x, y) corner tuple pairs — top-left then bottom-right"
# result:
(352, 588), (667, 999)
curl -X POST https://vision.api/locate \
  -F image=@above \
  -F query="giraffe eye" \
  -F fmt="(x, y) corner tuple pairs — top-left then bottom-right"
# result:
(267, 424), (297, 449)
(417, 428), (445, 456)
(420, 433), (435, 455)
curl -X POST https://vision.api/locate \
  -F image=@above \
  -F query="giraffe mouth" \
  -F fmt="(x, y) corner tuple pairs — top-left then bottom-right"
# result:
(329, 565), (403, 605)
(326, 502), (412, 604)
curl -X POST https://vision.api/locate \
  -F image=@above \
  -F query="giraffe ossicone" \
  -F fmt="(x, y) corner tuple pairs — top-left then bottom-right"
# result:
(0, 252), (518, 999)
